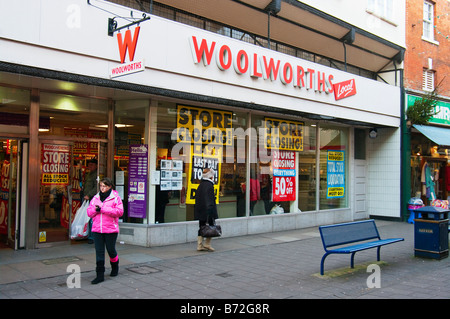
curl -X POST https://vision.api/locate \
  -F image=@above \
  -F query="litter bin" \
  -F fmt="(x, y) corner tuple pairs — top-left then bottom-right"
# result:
(407, 197), (424, 224)
(414, 206), (449, 260)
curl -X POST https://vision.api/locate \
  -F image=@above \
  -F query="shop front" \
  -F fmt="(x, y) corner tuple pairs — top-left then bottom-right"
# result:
(408, 95), (450, 208)
(0, 0), (402, 248)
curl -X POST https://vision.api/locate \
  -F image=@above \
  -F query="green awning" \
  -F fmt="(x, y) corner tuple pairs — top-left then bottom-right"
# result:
(413, 124), (450, 148)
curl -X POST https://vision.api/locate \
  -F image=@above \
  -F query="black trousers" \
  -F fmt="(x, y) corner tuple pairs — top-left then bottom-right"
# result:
(92, 232), (118, 263)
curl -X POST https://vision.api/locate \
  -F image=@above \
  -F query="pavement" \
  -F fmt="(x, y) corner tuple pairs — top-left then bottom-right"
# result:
(1, 219), (450, 303)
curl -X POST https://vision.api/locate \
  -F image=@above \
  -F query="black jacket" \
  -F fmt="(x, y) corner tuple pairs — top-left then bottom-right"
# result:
(194, 179), (218, 221)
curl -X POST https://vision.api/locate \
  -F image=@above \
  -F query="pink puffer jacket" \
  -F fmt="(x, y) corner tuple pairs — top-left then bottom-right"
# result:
(87, 190), (124, 233)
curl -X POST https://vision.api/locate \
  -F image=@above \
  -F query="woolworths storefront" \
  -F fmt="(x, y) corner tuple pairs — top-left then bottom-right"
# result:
(0, 0), (402, 249)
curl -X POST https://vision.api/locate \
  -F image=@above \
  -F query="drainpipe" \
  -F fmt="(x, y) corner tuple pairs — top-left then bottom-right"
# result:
(265, 0), (280, 49)
(400, 68), (410, 222)
(340, 28), (355, 72)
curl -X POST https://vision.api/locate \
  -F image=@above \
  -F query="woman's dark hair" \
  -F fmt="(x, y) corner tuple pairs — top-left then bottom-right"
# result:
(99, 177), (114, 189)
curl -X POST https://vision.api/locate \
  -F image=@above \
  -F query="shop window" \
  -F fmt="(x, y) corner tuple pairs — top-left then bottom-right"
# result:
(251, 115), (315, 215)
(155, 102), (248, 223)
(0, 86), (30, 134)
(410, 132), (448, 204)
(319, 125), (349, 210)
(298, 123), (317, 212)
(250, 115), (274, 216)
(114, 100), (148, 223)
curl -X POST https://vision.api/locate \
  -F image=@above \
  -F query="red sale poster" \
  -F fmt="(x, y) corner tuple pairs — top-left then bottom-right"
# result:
(272, 151), (296, 202)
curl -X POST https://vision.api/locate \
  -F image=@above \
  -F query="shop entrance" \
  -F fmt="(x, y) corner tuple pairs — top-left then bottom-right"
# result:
(38, 140), (107, 245)
(0, 139), (27, 250)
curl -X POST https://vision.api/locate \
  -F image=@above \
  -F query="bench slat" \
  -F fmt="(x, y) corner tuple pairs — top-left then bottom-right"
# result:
(319, 219), (380, 248)
(329, 238), (404, 253)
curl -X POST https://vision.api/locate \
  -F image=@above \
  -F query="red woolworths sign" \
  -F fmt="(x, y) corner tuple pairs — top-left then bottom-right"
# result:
(189, 35), (360, 101)
(189, 36), (335, 94)
(333, 79), (357, 100)
(110, 26), (145, 78)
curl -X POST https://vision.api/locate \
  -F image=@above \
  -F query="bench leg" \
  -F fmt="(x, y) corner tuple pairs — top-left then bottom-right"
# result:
(351, 252), (356, 268)
(320, 253), (330, 275)
(377, 246), (381, 261)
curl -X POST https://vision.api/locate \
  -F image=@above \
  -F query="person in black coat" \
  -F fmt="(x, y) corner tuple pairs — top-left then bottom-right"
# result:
(194, 168), (218, 251)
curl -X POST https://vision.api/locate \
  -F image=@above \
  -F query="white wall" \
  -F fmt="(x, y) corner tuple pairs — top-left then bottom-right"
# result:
(367, 127), (402, 218)
(301, 0), (406, 48)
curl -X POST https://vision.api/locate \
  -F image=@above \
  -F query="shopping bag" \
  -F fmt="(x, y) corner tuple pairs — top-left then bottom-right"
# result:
(70, 200), (90, 240)
(270, 204), (284, 214)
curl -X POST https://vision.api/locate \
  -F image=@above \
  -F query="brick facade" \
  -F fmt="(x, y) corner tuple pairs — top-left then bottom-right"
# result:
(405, 0), (450, 96)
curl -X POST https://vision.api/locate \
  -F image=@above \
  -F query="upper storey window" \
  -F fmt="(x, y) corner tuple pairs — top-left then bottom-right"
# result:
(367, 0), (394, 23)
(423, 1), (435, 42)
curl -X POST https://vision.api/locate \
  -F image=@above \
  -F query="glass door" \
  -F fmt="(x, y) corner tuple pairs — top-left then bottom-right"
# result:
(0, 139), (27, 249)
(39, 142), (73, 244)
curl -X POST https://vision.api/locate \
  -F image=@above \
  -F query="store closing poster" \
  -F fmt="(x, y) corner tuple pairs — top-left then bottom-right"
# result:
(176, 105), (230, 205)
(326, 150), (345, 198)
(272, 150), (296, 202)
(41, 144), (71, 185)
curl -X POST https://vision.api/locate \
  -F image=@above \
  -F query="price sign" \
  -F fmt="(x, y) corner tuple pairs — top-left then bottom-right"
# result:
(273, 176), (296, 202)
(272, 151), (296, 202)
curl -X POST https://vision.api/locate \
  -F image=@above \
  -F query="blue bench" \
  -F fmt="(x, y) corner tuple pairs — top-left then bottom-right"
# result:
(319, 220), (404, 275)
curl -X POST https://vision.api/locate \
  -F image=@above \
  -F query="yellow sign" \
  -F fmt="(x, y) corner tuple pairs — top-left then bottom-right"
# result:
(327, 187), (345, 198)
(327, 151), (344, 161)
(39, 231), (46, 243)
(42, 174), (69, 185)
(186, 145), (222, 205)
(176, 105), (230, 205)
(177, 105), (233, 146)
(264, 117), (304, 151)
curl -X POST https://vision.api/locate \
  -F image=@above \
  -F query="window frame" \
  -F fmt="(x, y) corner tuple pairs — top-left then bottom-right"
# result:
(423, 1), (434, 41)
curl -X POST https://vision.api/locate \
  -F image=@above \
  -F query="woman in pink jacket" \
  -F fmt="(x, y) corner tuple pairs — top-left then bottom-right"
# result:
(87, 177), (124, 284)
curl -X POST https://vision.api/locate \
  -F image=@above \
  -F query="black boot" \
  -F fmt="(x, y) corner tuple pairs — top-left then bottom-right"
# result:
(110, 259), (119, 277)
(91, 261), (105, 284)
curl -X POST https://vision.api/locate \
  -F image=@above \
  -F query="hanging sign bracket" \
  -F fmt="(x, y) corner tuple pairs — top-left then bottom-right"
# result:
(108, 14), (150, 37)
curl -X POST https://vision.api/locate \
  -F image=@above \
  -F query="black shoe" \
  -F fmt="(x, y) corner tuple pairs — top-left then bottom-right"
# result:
(91, 262), (105, 284)
(88, 239), (94, 244)
(110, 260), (119, 277)
(91, 273), (104, 284)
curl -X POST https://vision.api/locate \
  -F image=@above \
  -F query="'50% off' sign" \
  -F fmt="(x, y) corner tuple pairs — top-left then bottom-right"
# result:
(274, 176), (295, 201)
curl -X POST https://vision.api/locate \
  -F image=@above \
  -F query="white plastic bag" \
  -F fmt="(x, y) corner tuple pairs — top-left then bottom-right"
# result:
(270, 204), (284, 214)
(70, 200), (90, 240)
